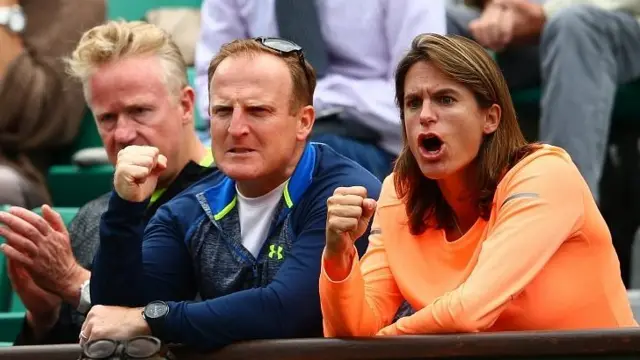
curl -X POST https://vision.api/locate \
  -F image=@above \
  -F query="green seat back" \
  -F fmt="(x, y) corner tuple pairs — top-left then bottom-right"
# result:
(50, 109), (102, 166)
(0, 205), (11, 313)
(511, 81), (640, 124)
(0, 312), (27, 343)
(107, 0), (203, 21)
(47, 164), (114, 207)
(187, 67), (208, 131)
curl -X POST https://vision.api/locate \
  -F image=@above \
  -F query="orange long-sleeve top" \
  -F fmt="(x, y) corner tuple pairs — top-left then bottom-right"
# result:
(320, 146), (637, 337)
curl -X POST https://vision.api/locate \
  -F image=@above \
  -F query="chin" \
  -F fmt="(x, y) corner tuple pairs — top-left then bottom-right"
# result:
(218, 163), (263, 181)
(418, 163), (454, 180)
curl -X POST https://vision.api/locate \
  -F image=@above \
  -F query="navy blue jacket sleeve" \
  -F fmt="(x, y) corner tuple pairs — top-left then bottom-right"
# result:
(161, 174), (381, 350)
(91, 192), (196, 307)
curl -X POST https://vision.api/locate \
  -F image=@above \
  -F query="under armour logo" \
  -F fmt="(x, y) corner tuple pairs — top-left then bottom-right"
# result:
(268, 244), (284, 260)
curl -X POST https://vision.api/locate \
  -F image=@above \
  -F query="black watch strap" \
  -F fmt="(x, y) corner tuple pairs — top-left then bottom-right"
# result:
(142, 300), (170, 340)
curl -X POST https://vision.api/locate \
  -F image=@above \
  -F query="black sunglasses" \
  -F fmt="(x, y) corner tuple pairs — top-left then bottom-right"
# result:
(254, 37), (312, 90)
(79, 336), (174, 360)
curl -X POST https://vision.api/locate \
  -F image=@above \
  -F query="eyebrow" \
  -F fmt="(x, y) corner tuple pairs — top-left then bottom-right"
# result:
(404, 86), (462, 101)
(431, 87), (462, 97)
(210, 104), (232, 112)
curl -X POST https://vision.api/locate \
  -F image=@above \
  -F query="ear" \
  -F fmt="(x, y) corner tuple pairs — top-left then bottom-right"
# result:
(296, 105), (315, 141)
(179, 86), (196, 126)
(483, 103), (501, 135)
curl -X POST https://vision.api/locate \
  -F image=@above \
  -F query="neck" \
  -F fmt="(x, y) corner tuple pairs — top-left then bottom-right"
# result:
(437, 166), (479, 232)
(236, 143), (305, 198)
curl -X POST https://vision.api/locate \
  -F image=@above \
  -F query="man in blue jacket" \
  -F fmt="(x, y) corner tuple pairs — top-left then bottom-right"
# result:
(82, 37), (382, 350)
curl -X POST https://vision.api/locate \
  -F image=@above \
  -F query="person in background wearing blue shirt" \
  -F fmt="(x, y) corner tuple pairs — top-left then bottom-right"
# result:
(81, 37), (382, 351)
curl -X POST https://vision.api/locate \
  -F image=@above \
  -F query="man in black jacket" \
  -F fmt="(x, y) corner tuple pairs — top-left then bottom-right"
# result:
(0, 21), (217, 345)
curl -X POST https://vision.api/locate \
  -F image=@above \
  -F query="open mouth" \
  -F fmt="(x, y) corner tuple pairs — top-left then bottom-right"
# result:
(419, 133), (444, 154)
(229, 148), (254, 154)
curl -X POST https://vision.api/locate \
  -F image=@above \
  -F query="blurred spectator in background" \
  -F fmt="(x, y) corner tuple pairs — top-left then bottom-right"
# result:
(0, 0), (105, 207)
(0, 21), (216, 345)
(447, 0), (640, 203)
(194, 0), (447, 180)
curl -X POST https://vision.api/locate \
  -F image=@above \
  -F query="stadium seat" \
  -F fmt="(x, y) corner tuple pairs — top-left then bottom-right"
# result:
(47, 109), (114, 207)
(0, 205), (11, 313)
(47, 164), (114, 207)
(107, 0), (202, 21)
(8, 292), (24, 313)
(511, 80), (640, 128)
(187, 66), (208, 131)
(0, 313), (25, 345)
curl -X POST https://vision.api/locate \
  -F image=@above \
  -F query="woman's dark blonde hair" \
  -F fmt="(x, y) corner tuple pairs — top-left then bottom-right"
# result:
(393, 34), (540, 235)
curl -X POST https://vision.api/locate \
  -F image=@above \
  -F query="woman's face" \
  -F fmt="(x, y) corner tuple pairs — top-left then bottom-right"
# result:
(402, 61), (500, 180)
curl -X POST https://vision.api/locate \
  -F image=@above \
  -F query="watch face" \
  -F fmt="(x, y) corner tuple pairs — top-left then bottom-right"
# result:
(145, 301), (169, 319)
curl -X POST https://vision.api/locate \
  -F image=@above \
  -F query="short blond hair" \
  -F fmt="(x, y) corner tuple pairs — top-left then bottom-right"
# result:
(66, 20), (188, 101)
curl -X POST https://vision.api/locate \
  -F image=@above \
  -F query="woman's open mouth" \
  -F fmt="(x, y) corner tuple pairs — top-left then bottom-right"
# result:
(418, 133), (445, 160)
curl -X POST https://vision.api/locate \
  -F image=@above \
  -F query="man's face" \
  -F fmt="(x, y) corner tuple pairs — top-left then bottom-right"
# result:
(209, 53), (313, 193)
(88, 55), (194, 186)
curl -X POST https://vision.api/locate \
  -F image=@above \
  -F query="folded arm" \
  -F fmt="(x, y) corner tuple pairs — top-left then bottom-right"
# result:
(91, 193), (196, 307)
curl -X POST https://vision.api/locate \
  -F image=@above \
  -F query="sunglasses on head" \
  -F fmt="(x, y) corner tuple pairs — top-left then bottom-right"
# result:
(254, 37), (312, 88)
(78, 336), (174, 360)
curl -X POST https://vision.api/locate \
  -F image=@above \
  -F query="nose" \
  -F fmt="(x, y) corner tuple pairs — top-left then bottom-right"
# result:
(113, 116), (137, 145)
(228, 109), (250, 137)
(419, 99), (437, 127)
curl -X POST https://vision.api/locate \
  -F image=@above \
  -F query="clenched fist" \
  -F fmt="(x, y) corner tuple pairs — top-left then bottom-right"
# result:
(325, 186), (377, 257)
(114, 146), (167, 202)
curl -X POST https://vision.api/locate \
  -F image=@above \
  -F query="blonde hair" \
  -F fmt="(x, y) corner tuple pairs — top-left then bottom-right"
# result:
(66, 20), (188, 101)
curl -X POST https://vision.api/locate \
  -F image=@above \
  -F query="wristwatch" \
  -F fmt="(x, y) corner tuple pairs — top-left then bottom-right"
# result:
(142, 300), (170, 339)
(0, 5), (25, 34)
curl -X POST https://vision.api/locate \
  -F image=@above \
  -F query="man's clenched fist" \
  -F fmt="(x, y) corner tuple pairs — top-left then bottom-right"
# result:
(114, 146), (167, 202)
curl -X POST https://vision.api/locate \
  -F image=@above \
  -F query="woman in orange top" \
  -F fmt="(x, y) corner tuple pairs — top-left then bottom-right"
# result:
(319, 33), (637, 337)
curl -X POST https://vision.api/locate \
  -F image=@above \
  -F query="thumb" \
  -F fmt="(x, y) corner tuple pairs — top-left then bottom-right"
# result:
(151, 154), (168, 177)
(41, 205), (68, 235)
(361, 198), (377, 223)
(156, 154), (168, 170)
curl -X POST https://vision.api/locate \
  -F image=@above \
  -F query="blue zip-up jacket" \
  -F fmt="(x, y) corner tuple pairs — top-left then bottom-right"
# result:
(91, 143), (382, 350)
